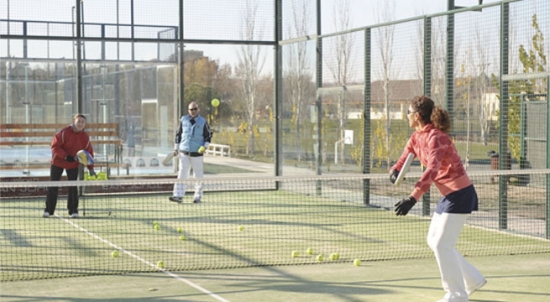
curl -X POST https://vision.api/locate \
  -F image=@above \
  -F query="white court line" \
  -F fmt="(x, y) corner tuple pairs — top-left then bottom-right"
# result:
(56, 214), (230, 302)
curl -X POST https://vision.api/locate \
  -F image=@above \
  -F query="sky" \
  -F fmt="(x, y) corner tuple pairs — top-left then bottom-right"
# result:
(0, 0), (546, 76)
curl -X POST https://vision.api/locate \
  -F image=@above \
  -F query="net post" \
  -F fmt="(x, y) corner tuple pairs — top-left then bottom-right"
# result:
(315, 5), (323, 196)
(498, 1), (510, 230)
(78, 163), (86, 216)
(422, 16), (432, 217)
(362, 27), (371, 206)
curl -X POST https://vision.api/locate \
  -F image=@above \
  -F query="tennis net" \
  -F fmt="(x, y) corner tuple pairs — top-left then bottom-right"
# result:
(1, 170), (549, 281)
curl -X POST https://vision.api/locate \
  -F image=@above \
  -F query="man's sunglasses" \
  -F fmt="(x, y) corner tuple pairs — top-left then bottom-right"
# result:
(188, 108), (198, 111)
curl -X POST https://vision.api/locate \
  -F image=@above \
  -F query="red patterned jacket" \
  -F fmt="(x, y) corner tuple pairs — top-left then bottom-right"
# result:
(50, 125), (94, 170)
(391, 123), (471, 201)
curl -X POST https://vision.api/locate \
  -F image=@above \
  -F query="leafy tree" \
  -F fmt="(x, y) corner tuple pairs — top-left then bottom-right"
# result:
(492, 14), (546, 162)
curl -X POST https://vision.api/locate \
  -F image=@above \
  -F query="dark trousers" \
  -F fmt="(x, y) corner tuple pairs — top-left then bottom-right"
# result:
(45, 165), (80, 215)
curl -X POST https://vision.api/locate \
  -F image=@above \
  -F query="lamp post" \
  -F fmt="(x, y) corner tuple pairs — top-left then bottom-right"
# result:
(6, 0), (11, 123)
(101, 65), (108, 158)
(22, 63), (30, 174)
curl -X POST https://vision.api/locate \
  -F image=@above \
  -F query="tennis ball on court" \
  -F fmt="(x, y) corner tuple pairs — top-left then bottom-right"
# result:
(111, 250), (119, 258)
(354, 259), (361, 266)
(177, 227), (183, 233)
(153, 221), (159, 226)
(154, 224), (161, 231)
(316, 254), (324, 261)
(238, 225), (244, 231)
(179, 235), (186, 241)
(306, 248), (313, 255)
(291, 250), (299, 258)
(211, 98), (220, 107)
(329, 253), (337, 261)
(334, 253), (340, 260)
(157, 260), (165, 268)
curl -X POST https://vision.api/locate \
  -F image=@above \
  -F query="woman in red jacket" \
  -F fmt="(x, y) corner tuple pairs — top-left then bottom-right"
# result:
(43, 114), (95, 218)
(390, 96), (486, 302)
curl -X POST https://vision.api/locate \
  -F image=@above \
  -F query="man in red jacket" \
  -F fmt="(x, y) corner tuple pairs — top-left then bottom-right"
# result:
(44, 114), (95, 218)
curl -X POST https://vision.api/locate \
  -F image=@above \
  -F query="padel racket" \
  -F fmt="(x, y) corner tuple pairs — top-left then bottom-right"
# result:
(394, 153), (414, 186)
(76, 150), (94, 166)
(162, 151), (176, 165)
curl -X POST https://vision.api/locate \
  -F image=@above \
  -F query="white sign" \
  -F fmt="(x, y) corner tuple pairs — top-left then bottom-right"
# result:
(344, 130), (353, 145)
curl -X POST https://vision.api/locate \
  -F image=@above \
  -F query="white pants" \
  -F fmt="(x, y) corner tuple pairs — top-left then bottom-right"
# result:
(172, 153), (204, 199)
(427, 213), (485, 301)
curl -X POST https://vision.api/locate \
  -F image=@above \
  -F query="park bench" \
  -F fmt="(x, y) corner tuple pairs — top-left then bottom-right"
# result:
(205, 143), (231, 157)
(0, 123), (130, 176)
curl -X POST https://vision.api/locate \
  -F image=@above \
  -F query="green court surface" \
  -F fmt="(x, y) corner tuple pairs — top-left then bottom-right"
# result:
(2, 175), (550, 301)
(1, 253), (549, 301)
(3, 187), (549, 282)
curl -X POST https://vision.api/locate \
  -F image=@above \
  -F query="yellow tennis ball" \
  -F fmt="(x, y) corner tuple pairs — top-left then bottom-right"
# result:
(111, 250), (119, 258)
(211, 98), (220, 107)
(154, 224), (160, 231)
(316, 254), (324, 261)
(329, 253), (337, 261)
(334, 252), (340, 260)
(157, 260), (165, 268)
(291, 250), (299, 258)
(179, 235), (186, 241)
(306, 248), (313, 255)
(238, 225), (244, 231)
(354, 259), (361, 266)
(177, 227), (183, 233)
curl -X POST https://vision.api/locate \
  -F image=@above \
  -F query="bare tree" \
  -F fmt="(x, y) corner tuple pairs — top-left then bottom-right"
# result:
(472, 21), (494, 146)
(235, 0), (266, 155)
(325, 0), (355, 164)
(414, 18), (425, 85)
(286, 0), (314, 161)
(375, 0), (397, 168)
(431, 17), (447, 105)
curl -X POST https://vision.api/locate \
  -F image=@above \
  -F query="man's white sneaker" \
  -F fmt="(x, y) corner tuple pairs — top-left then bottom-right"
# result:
(43, 212), (50, 218)
(169, 196), (183, 203)
(71, 213), (79, 218)
(467, 278), (487, 295)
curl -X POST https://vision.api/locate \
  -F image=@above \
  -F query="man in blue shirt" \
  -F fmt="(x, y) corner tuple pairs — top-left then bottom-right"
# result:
(170, 101), (213, 203)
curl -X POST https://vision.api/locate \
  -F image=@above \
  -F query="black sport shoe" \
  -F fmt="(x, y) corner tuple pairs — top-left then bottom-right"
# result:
(193, 198), (201, 204)
(169, 196), (183, 203)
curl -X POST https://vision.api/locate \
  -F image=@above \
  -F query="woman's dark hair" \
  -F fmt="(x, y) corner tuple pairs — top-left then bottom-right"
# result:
(73, 114), (86, 120)
(410, 95), (451, 133)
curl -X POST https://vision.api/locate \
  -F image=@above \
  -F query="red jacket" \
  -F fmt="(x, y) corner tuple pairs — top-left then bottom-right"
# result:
(391, 123), (471, 201)
(50, 125), (94, 170)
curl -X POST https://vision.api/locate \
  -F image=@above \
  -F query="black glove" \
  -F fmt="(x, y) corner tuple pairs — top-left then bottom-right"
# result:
(89, 169), (96, 177)
(390, 170), (399, 184)
(394, 196), (417, 216)
(65, 155), (76, 162)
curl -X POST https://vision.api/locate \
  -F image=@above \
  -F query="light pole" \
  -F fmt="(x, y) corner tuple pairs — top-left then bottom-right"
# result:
(6, 0), (11, 123)
(72, 5), (75, 60)
(101, 65), (108, 158)
(22, 63), (30, 174)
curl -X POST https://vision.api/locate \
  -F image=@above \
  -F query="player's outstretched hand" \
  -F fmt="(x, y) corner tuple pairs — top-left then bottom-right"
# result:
(65, 155), (76, 162)
(394, 196), (417, 216)
(389, 170), (399, 184)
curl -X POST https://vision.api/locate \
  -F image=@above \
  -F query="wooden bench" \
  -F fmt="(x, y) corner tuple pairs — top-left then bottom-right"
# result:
(0, 123), (130, 176)
(206, 143), (231, 157)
